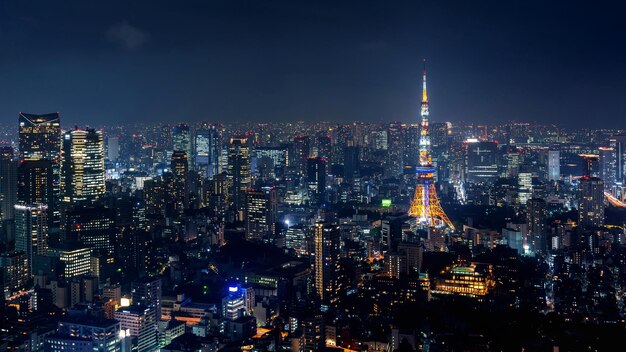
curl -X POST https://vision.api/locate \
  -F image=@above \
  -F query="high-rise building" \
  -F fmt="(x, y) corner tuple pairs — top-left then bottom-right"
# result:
(599, 146), (616, 188)
(612, 136), (626, 183)
(578, 176), (604, 228)
(18, 112), (61, 227)
(518, 172), (533, 205)
(0, 251), (29, 296)
(18, 112), (61, 163)
(307, 157), (326, 206)
(60, 128), (105, 204)
(170, 151), (189, 212)
(0, 146), (17, 240)
(408, 61), (454, 230)
(245, 188), (277, 241)
(430, 122), (449, 151)
(313, 222), (341, 303)
(18, 159), (54, 210)
(293, 135), (310, 176)
(343, 146), (360, 182)
(195, 126), (220, 178)
(115, 305), (157, 352)
(64, 205), (116, 255)
(387, 123), (404, 176)
(465, 140), (499, 184)
(131, 276), (163, 322)
(47, 244), (92, 278)
(14, 203), (48, 276)
(548, 150), (560, 181)
(107, 136), (120, 162)
(172, 124), (192, 160)
(222, 286), (246, 321)
(316, 133), (331, 159)
(526, 198), (547, 254)
(227, 137), (251, 214)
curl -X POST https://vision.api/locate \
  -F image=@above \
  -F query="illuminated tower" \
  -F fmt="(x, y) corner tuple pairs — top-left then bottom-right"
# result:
(408, 61), (454, 230)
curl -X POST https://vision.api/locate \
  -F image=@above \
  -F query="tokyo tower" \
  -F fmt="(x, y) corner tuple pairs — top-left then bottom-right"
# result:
(408, 61), (455, 230)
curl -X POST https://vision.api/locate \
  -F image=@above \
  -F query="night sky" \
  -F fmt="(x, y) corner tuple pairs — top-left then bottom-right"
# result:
(1, 0), (625, 127)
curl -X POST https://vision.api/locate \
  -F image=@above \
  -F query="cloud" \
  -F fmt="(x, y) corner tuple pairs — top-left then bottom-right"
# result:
(106, 22), (149, 50)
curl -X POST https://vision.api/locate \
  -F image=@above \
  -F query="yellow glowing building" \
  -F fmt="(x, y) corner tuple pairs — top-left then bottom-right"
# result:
(433, 263), (494, 298)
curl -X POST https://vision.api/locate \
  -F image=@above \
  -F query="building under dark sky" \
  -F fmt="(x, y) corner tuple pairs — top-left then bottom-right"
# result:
(1, 0), (626, 127)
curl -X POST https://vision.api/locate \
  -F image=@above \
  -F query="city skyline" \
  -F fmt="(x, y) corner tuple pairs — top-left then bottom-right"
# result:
(0, 1), (625, 127)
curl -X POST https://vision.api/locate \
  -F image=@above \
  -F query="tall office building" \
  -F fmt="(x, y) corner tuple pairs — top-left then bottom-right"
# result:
(0, 146), (17, 240)
(227, 137), (251, 214)
(578, 176), (604, 228)
(387, 123), (404, 176)
(131, 276), (163, 322)
(599, 146), (616, 187)
(293, 135), (310, 176)
(170, 151), (189, 212)
(115, 305), (157, 352)
(465, 141), (499, 184)
(612, 136), (626, 183)
(18, 112), (61, 227)
(526, 198), (547, 254)
(316, 133), (331, 159)
(548, 150), (560, 181)
(313, 222), (341, 303)
(343, 146), (360, 182)
(307, 157), (326, 206)
(47, 244), (92, 278)
(64, 205), (116, 255)
(60, 128), (106, 204)
(430, 122), (449, 151)
(14, 203), (48, 276)
(18, 112), (61, 163)
(107, 136), (120, 162)
(172, 124), (192, 159)
(245, 188), (277, 241)
(518, 172), (533, 205)
(0, 251), (29, 296)
(195, 126), (220, 178)
(18, 159), (53, 208)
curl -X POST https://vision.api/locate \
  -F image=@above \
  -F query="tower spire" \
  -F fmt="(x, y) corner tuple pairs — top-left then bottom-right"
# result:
(422, 59), (428, 103)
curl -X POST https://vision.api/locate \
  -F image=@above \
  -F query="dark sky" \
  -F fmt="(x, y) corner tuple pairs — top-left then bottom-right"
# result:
(1, 0), (625, 127)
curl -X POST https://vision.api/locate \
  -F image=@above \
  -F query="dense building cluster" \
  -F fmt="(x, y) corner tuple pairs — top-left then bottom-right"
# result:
(1, 90), (626, 351)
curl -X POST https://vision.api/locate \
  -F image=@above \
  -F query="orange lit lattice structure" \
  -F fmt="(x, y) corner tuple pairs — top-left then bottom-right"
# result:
(408, 61), (455, 231)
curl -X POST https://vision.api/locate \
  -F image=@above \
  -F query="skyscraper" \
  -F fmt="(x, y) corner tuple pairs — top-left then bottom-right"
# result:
(14, 203), (48, 276)
(343, 146), (360, 182)
(195, 125), (220, 178)
(18, 112), (61, 163)
(227, 137), (251, 214)
(293, 135), (310, 176)
(18, 159), (54, 208)
(548, 150), (560, 182)
(464, 140), (499, 184)
(0, 146), (17, 240)
(313, 222), (340, 303)
(170, 151), (189, 212)
(245, 188), (277, 241)
(526, 198), (547, 254)
(60, 128), (106, 204)
(18, 112), (61, 227)
(408, 61), (454, 230)
(131, 276), (163, 322)
(578, 176), (604, 228)
(307, 157), (326, 206)
(599, 146), (616, 188)
(64, 205), (116, 255)
(172, 123), (192, 160)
